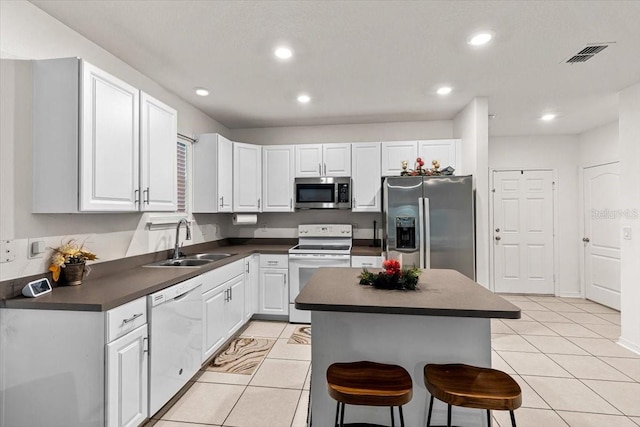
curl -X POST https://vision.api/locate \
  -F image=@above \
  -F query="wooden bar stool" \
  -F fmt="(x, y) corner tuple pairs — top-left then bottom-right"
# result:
(327, 361), (413, 427)
(423, 363), (522, 427)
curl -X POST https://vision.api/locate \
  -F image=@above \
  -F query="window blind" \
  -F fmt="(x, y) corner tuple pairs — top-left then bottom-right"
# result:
(177, 141), (188, 213)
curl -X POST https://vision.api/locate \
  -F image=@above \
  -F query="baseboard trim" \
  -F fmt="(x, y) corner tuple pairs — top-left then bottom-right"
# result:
(618, 337), (640, 356)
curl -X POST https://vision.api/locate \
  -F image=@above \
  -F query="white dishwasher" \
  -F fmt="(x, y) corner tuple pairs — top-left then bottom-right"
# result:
(148, 276), (203, 416)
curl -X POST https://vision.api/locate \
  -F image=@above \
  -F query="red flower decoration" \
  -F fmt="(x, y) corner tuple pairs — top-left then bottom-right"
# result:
(383, 259), (401, 276)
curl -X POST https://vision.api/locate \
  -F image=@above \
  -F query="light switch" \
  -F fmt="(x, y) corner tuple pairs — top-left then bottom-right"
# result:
(623, 227), (632, 240)
(30, 240), (46, 258)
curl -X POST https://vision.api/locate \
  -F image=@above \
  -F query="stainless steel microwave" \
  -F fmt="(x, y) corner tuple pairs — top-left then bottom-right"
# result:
(294, 177), (351, 209)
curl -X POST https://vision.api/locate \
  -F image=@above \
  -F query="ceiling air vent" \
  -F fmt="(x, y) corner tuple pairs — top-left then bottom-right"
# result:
(564, 43), (612, 64)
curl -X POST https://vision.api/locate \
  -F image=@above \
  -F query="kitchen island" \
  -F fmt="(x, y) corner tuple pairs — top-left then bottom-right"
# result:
(295, 268), (520, 427)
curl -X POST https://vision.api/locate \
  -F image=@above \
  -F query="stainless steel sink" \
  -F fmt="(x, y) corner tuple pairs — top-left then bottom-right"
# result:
(144, 252), (234, 268)
(185, 253), (234, 262)
(144, 258), (213, 268)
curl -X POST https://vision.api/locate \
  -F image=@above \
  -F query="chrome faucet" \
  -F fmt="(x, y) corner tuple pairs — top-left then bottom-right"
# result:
(173, 218), (191, 260)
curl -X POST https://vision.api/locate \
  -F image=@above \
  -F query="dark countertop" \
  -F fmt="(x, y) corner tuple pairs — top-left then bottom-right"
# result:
(350, 246), (383, 256)
(295, 268), (521, 319)
(1, 244), (292, 312)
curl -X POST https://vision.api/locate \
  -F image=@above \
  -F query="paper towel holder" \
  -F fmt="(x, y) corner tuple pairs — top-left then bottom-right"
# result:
(232, 214), (258, 225)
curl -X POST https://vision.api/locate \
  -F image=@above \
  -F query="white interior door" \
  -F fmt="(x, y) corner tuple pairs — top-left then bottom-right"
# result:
(493, 170), (555, 294)
(583, 162), (621, 309)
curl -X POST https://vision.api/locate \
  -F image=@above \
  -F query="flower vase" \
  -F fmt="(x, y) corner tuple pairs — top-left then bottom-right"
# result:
(62, 262), (85, 286)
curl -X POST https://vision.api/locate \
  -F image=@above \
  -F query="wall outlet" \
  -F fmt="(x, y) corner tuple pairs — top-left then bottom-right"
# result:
(0, 239), (16, 263)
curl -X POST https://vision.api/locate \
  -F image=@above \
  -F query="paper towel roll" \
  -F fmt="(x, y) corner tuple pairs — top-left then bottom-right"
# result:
(232, 214), (258, 225)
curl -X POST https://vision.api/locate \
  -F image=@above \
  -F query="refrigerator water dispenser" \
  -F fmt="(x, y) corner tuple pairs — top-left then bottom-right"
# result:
(395, 217), (416, 249)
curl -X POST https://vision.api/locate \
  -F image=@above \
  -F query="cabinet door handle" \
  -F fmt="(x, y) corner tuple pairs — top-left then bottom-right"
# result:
(257, 198), (261, 209)
(134, 189), (140, 205)
(143, 337), (149, 353)
(290, 198), (293, 210)
(284, 274), (287, 284)
(144, 187), (150, 205)
(318, 163), (322, 175)
(324, 163), (326, 175)
(230, 287), (233, 300)
(246, 263), (250, 273)
(122, 312), (143, 325)
(362, 263), (373, 266)
(220, 196), (224, 207)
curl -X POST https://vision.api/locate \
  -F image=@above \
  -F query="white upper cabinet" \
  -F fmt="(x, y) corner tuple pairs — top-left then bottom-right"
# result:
(32, 58), (178, 213)
(418, 139), (461, 173)
(323, 143), (351, 176)
(351, 142), (382, 212)
(295, 143), (351, 177)
(381, 139), (460, 176)
(80, 62), (140, 212)
(262, 145), (295, 212)
(140, 92), (177, 211)
(193, 133), (233, 213)
(33, 58), (139, 212)
(381, 141), (418, 177)
(295, 144), (323, 177)
(233, 142), (262, 212)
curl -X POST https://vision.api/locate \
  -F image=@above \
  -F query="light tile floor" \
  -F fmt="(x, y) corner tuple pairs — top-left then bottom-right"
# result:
(150, 296), (640, 427)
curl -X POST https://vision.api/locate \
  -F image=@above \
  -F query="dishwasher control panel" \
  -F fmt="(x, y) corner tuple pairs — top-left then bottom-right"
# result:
(148, 277), (202, 307)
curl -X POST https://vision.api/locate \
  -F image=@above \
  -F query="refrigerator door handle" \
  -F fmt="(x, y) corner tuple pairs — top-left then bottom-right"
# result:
(423, 197), (431, 269)
(418, 197), (425, 269)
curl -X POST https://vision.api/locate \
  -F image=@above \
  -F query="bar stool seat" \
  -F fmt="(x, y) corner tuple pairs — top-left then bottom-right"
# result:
(423, 363), (522, 427)
(327, 361), (413, 427)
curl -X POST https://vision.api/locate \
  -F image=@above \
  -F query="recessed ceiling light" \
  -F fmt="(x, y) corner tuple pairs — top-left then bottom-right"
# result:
(297, 94), (311, 104)
(468, 32), (493, 46)
(437, 86), (452, 95)
(195, 88), (209, 97)
(275, 46), (293, 59)
(540, 113), (556, 121)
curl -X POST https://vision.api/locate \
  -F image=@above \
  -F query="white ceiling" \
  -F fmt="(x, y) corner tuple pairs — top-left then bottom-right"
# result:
(29, 0), (640, 136)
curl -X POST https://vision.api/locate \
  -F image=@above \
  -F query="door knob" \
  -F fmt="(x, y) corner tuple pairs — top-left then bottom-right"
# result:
(495, 236), (501, 241)
(495, 228), (500, 232)
(583, 237), (590, 243)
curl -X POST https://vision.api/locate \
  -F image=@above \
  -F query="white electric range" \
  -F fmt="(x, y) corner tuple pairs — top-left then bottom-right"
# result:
(288, 224), (352, 323)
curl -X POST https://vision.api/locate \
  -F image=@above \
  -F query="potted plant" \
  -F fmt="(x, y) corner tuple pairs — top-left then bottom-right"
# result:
(48, 239), (98, 285)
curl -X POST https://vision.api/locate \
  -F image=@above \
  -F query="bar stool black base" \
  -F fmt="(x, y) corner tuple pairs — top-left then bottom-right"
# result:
(335, 401), (406, 427)
(425, 395), (517, 427)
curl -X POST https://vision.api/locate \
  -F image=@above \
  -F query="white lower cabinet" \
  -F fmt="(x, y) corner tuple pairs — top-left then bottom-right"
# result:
(106, 324), (148, 427)
(226, 275), (245, 336)
(0, 297), (148, 427)
(351, 255), (383, 268)
(244, 254), (260, 320)
(201, 260), (247, 362)
(258, 255), (289, 316)
(202, 284), (227, 361)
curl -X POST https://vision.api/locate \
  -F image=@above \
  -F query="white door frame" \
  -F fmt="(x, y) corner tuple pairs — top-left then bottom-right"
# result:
(578, 161), (620, 301)
(489, 168), (559, 295)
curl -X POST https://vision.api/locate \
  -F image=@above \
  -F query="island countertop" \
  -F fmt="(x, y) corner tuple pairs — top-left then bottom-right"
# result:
(295, 268), (521, 319)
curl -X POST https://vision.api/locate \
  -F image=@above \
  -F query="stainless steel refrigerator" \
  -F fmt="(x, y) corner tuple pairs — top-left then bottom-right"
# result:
(383, 175), (475, 279)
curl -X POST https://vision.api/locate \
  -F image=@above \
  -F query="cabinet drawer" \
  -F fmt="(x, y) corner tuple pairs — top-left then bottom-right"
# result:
(351, 256), (383, 268)
(260, 254), (288, 269)
(106, 297), (147, 342)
